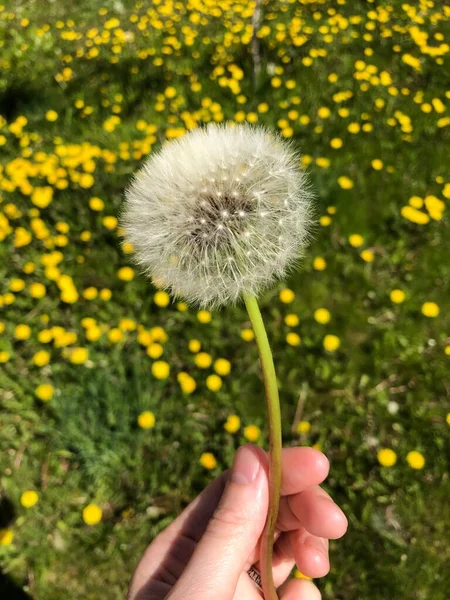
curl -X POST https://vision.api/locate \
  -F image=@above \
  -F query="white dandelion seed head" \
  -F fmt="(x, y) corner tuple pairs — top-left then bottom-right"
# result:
(121, 123), (314, 309)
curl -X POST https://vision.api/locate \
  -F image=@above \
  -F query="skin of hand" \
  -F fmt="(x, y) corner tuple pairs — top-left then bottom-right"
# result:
(127, 444), (348, 600)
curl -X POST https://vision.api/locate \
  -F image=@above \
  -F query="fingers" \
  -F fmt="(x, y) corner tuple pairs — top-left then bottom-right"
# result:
(286, 487), (348, 539)
(279, 578), (322, 600)
(281, 528), (330, 578)
(251, 446), (330, 497)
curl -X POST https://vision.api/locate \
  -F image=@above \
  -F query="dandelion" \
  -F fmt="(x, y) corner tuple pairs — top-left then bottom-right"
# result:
(314, 308), (331, 324)
(195, 352), (212, 369)
(151, 361), (170, 379)
(188, 339), (201, 353)
(390, 289), (406, 304)
(224, 414), (241, 433)
(83, 504), (102, 525)
(197, 310), (212, 323)
(214, 358), (231, 376)
(297, 421), (311, 434)
(421, 302), (439, 317)
(406, 451), (425, 470)
(0, 529), (14, 546)
(206, 374), (223, 391)
(377, 448), (397, 467)
(137, 411), (156, 429)
(284, 313), (299, 327)
(154, 290), (170, 307)
(286, 332), (301, 346)
(200, 452), (217, 470)
(20, 490), (39, 508)
(323, 334), (341, 352)
(122, 124), (312, 309)
(122, 123), (313, 600)
(244, 424), (261, 442)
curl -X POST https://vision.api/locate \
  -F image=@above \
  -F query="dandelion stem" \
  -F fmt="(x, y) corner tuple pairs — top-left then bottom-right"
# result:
(243, 293), (282, 600)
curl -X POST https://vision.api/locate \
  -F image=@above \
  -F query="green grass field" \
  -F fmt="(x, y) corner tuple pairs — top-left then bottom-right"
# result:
(1, 0), (449, 598)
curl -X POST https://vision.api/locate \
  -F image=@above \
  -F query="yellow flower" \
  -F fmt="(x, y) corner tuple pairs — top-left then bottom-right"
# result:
(371, 159), (383, 170)
(83, 287), (98, 300)
(15, 324), (31, 340)
(20, 490), (39, 508)
(178, 372), (197, 394)
(445, 346), (450, 357)
(154, 290), (170, 307)
(152, 361), (170, 380)
(349, 234), (364, 248)
(214, 358), (231, 376)
(241, 328), (255, 342)
(197, 310), (212, 323)
(70, 347), (89, 365)
(45, 110), (58, 122)
(82, 504), (102, 526)
(89, 197), (104, 211)
(323, 334), (341, 352)
(103, 216), (118, 230)
(108, 328), (124, 343)
(294, 569), (312, 581)
(320, 215), (332, 226)
(29, 282), (46, 298)
(206, 374), (222, 391)
(401, 206), (429, 225)
(195, 352), (212, 369)
(279, 288), (295, 304)
(406, 451), (425, 470)
(297, 421), (311, 434)
(313, 257), (327, 271)
(33, 350), (50, 367)
(177, 302), (188, 312)
(117, 267), (135, 281)
(224, 415), (241, 434)
(286, 332), (301, 346)
(421, 302), (439, 318)
(0, 529), (14, 546)
(138, 411), (156, 429)
(35, 384), (54, 402)
(360, 249), (374, 262)
(284, 314), (299, 327)
(376, 446), (398, 467)
(14, 227), (32, 247)
(9, 279), (25, 292)
(244, 425), (261, 442)
(0, 351), (11, 363)
(200, 452), (217, 470)
(338, 176), (354, 190)
(100, 288), (112, 301)
(149, 326), (167, 342)
(188, 339), (201, 353)
(31, 186), (53, 209)
(314, 308), (331, 324)
(86, 326), (102, 342)
(390, 289), (406, 304)
(330, 137), (343, 149)
(147, 343), (164, 359)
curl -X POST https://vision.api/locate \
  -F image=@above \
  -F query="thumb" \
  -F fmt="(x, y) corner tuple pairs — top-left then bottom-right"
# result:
(170, 444), (268, 600)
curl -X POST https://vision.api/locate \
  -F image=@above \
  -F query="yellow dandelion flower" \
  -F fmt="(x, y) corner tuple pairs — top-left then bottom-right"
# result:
(323, 334), (341, 352)
(224, 415), (241, 434)
(82, 504), (102, 526)
(377, 448), (397, 467)
(280, 288), (295, 304)
(244, 424), (261, 442)
(406, 451), (425, 470)
(152, 361), (170, 380)
(35, 384), (54, 402)
(421, 302), (439, 318)
(20, 490), (39, 508)
(200, 452), (217, 470)
(137, 411), (155, 429)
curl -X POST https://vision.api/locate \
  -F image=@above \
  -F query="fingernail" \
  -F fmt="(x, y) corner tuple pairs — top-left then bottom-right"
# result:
(231, 446), (260, 485)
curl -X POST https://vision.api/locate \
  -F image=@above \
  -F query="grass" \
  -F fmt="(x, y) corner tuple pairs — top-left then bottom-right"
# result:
(0, 0), (449, 598)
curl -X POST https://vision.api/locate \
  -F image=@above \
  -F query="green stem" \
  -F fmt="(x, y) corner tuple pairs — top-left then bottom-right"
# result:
(243, 293), (282, 600)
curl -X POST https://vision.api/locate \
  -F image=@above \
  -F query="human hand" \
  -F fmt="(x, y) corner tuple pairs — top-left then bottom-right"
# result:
(127, 444), (347, 600)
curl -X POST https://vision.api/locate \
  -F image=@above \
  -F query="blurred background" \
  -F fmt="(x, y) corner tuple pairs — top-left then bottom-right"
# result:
(0, 0), (449, 599)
